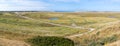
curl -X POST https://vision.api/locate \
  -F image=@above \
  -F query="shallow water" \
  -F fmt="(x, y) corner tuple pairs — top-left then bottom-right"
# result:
(49, 17), (59, 20)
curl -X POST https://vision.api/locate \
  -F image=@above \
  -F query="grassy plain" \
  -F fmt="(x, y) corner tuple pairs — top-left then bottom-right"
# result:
(0, 12), (120, 46)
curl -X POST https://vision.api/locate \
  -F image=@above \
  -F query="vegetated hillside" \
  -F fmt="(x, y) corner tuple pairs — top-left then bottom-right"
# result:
(0, 12), (78, 46)
(0, 12), (88, 36)
(0, 12), (120, 46)
(69, 20), (120, 46)
(76, 12), (120, 18)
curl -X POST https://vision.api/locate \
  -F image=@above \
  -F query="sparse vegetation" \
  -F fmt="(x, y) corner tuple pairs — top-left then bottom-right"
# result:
(0, 12), (120, 46)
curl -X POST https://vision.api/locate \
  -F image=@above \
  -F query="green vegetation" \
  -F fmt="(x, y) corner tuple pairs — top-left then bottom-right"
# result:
(0, 12), (120, 46)
(27, 36), (74, 46)
(0, 12), (88, 36)
(87, 35), (117, 46)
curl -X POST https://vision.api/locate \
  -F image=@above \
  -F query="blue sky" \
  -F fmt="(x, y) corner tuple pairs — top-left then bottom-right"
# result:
(0, 0), (120, 11)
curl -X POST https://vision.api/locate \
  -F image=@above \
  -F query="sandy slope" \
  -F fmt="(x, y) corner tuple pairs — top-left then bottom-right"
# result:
(105, 40), (120, 46)
(0, 38), (30, 46)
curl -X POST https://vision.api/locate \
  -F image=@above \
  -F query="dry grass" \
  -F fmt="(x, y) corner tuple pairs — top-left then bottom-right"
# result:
(69, 20), (120, 46)
(1, 12), (120, 46)
(105, 40), (120, 46)
(0, 38), (30, 46)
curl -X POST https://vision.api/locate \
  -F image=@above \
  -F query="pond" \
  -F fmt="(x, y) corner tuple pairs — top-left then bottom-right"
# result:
(49, 17), (59, 20)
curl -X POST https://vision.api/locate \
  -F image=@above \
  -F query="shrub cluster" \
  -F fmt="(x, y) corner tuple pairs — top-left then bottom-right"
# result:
(27, 36), (74, 46)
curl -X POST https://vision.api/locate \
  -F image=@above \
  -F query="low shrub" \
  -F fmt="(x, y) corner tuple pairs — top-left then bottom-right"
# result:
(27, 36), (74, 46)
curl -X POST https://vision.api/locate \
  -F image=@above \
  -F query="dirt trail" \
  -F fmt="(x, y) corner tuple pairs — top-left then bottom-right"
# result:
(65, 28), (95, 38)
(0, 38), (30, 46)
(15, 12), (93, 30)
(15, 12), (120, 38)
(66, 21), (120, 38)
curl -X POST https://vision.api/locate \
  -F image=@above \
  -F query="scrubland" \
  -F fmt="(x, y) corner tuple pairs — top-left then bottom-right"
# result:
(0, 12), (120, 46)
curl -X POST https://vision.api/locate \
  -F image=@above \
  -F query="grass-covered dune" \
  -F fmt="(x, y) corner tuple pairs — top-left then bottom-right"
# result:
(0, 12), (120, 46)
(70, 20), (120, 46)
(0, 12), (88, 36)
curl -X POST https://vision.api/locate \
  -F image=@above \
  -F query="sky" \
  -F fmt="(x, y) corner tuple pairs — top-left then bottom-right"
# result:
(0, 0), (120, 11)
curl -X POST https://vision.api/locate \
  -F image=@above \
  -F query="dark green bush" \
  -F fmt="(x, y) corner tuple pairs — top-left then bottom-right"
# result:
(0, 13), (3, 15)
(27, 36), (74, 46)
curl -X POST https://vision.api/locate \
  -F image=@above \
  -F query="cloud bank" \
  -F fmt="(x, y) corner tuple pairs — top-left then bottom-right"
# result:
(0, 0), (49, 11)
(0, 0), (120, 11)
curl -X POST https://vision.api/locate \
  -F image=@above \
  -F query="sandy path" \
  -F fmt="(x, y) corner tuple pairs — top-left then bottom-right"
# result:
(105, 40), (120, 46)
(65, 28), (95, 38)
(0, 38), (30, 46)
(66, 21), (120, 38)
(15, 12), (93, 30)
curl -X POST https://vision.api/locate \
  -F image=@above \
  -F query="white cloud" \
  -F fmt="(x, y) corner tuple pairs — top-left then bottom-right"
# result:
(0, 0), (50, 11)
